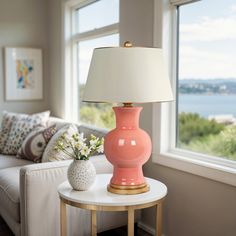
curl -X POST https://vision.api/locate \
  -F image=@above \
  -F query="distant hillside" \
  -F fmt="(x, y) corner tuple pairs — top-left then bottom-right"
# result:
(179, 79), (236, 94)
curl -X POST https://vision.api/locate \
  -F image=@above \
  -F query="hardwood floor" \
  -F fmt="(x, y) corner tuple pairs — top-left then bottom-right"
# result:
(0, 216), (151, 236)
(98, 224), (152, 236)
(0, 217), (13, 236)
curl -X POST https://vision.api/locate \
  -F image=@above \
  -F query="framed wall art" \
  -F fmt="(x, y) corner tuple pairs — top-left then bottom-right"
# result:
(5, 47), (43, 101)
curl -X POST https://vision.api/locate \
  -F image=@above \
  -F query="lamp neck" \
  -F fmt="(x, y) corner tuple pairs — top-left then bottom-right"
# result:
(113, 106), (142, 129)
(123, 103), (133, 107)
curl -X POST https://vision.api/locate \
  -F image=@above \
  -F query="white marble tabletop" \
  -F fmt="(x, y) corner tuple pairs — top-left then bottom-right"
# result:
(58, 174), (167, 206)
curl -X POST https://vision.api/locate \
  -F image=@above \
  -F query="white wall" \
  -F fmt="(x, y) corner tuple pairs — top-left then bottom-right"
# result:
(0, 0), (50, 119)
(143, 162), (236, 236)
(48, 0), (64, 118)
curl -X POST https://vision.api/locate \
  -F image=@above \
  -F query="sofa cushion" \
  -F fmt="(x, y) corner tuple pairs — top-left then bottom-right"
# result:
(2, 111), (50, 155)
(0, 166), (21, 222)
(0, 154), (33, 170)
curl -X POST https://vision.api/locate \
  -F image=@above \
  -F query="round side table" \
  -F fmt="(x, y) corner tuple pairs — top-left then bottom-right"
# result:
(58, 174), (167, 236)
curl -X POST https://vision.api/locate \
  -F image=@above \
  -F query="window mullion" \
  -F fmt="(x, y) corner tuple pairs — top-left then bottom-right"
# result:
(170, 0), (201, 6)
(71, 0), (97, 11)
(73, 23), (119, 42)
(175, 6), (180, 148)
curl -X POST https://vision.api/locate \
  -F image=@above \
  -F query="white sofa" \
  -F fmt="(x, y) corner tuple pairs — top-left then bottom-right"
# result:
(0, 117), (138, 236)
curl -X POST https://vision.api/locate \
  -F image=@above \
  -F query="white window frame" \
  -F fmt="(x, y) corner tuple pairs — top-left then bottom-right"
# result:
(62, 0), (119, 122)
(152, 0), (236, 186)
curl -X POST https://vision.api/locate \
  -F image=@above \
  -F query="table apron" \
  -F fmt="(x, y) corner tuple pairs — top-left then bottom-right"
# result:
(60, 197), (165, 211)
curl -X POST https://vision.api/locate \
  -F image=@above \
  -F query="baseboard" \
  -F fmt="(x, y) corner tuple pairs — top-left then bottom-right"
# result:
(138, 221), (166, 236)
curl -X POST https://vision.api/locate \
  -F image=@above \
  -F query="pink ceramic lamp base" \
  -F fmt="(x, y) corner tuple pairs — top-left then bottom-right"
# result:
(104, 105), (151, 195)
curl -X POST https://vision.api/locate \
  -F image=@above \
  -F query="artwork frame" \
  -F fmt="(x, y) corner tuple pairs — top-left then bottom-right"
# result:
(5, 47), (43, 101)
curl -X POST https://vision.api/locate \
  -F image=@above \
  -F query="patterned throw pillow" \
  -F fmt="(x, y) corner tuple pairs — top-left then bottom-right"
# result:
(41, 124), (78, 162)
(17, 125), (57, 163)
(2, 111), (50, 155)
(0, 111), (19, 152)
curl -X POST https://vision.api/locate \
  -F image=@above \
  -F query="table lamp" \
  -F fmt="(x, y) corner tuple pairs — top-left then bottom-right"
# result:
(83, 42), (173, 194)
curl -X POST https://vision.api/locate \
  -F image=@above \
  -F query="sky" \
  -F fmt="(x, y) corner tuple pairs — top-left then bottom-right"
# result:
(77, 0), (119, 33)
(179, 0), (236, 79)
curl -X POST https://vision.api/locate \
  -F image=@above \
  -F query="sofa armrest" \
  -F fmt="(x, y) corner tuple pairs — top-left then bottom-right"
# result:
(20, 155), (112, 236)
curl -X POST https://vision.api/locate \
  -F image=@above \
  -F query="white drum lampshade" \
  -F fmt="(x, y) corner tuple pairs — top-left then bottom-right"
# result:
(83, 47), (173, 103)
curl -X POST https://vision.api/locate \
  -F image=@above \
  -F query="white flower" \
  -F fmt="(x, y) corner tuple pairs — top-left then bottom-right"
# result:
(80, 146), (91, 157)
(89, 138), (98, 148)
(75, 140), (86, 150)
(55, 131), (104, 160)
(97, 144), (104, 153)
(78, 132), (86, 142)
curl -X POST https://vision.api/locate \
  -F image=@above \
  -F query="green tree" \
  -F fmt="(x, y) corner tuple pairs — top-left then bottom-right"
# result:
(80, 105), (115, 129)
(178, 112), (225, 144)
(80, 106), (102, 126)
(186, 126), (236, 161)
(100, 107), (115, 129)
(79, 84), (115, 129)
(213, 126), (236, 160)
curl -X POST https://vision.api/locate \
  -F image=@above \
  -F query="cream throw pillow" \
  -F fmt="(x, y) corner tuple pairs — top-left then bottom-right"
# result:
(41, 124), (78, 162)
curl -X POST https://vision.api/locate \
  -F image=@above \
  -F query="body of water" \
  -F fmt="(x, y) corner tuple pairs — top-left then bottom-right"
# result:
(179, 94), (236, 118)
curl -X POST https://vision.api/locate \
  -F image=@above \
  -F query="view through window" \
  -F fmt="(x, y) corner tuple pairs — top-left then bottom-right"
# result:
(75, 0), (119, 129)
(177, 0), (236, 161)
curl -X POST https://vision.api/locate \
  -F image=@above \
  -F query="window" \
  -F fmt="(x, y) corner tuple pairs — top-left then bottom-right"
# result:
(73, 0), (119, 129)
(176, 0), (236, 162)
(152, 0), (236, 185)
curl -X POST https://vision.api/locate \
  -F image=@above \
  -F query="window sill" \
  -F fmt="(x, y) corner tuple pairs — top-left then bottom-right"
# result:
(152, 150), (236, 187)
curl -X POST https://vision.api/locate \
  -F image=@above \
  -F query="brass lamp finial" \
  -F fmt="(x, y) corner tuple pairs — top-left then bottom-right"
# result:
(124, 41), (132, 47)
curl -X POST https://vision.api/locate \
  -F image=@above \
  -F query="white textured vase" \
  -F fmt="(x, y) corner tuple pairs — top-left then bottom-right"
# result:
(67, 160), (96, 191)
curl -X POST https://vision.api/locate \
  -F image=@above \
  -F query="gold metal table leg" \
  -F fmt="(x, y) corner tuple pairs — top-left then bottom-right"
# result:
(156, 203), (162, 236)
(60, 200), (67, 236)
(91, 210), (97, 236)
(128, 207), (134, 236)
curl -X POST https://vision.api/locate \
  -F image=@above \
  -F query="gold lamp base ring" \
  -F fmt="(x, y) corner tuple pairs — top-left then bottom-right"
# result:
(107, 183), (150, 195)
